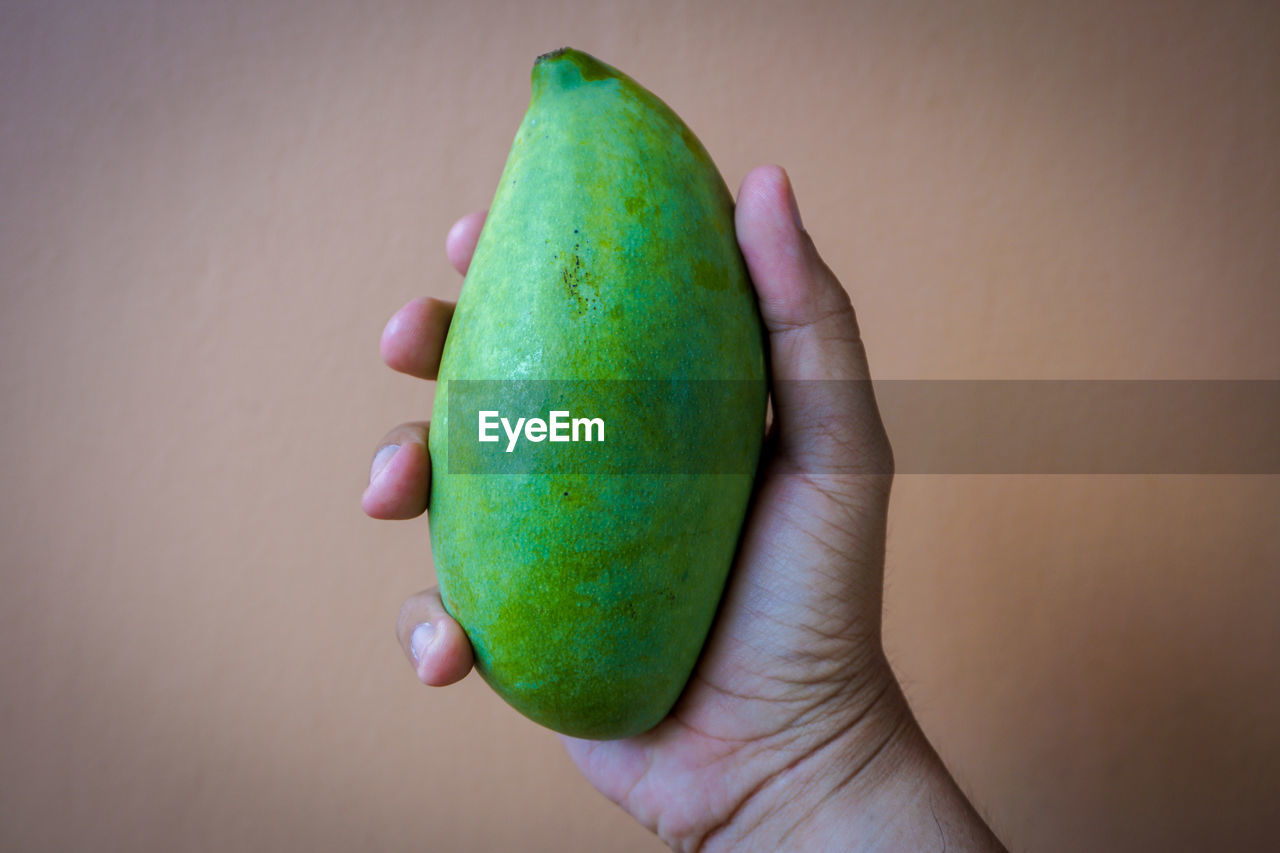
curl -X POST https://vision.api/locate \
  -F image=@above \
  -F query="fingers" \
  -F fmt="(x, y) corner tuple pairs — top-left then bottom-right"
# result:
(361, 422), (431, 519)
(446, 210), (487, 275)
(397, 586), (475, 686)
(380, 211), (485, 379)
(376, 212), (483, 690)
(381, 297), (455, 380)
(735, 165), (892, 476)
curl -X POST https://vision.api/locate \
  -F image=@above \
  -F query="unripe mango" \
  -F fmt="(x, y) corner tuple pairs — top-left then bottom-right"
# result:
(429, 48), (766, 739)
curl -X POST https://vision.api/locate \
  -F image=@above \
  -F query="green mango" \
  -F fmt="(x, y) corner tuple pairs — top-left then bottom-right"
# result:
(428, 48), (767, 739)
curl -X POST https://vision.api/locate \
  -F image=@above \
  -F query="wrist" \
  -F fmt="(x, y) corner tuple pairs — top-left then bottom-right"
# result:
(691, 672), (916, 853)
(691, 677), (1005, 853)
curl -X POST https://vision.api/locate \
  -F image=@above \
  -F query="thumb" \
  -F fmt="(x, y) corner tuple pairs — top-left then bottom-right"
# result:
(735, 165), (892, 476)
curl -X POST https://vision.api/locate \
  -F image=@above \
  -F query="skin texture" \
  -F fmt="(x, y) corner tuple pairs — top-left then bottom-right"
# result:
(428, 49), (767, 739)
(366, 166), (1007, 852)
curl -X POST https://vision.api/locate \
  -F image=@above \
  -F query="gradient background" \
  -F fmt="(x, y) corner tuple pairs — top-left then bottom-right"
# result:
(2, 1), (1278, 850)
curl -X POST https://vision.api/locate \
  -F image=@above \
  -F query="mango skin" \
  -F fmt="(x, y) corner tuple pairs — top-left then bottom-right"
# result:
(428, 49), (767, 739)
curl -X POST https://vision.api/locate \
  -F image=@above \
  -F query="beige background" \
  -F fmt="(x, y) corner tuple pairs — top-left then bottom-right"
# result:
(2, 1), (1277, 850)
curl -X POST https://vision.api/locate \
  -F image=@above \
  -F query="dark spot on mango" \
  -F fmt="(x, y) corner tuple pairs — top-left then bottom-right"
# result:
(691, 256), (730, 292)
(560, 254), (591, 315)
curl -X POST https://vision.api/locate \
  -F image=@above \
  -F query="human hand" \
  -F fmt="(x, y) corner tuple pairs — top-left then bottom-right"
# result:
(365, 166), (1005, 851)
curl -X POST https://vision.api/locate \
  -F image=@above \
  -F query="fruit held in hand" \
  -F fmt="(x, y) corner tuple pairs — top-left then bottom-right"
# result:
(429, 48), (766, 739)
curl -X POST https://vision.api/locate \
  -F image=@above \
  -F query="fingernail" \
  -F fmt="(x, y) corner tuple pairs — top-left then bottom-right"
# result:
(784, 173), (804, 232)
(370, 444), (400, 484)
(410, 622), (435, 663)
